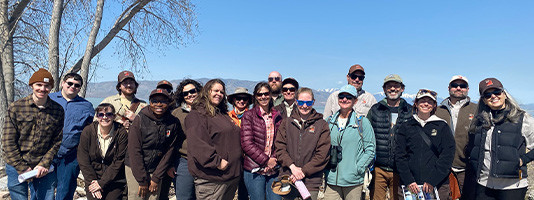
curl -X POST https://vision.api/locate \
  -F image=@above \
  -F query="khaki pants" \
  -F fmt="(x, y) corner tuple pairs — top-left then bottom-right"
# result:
(370, 167), (400, 200)
(125, 165), (161, 200)
(323, 184), (363, 200)
(194, 177), (239, 200)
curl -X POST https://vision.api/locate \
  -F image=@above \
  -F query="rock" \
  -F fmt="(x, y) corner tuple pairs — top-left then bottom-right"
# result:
(0, 176), (7, 190)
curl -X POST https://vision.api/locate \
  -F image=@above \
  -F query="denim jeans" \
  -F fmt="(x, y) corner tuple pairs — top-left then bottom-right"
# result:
(6, 164), (57, 200)
(174, 157), (196, 200)
(243, 170), (281, 200)
(55, 156), (80, 200)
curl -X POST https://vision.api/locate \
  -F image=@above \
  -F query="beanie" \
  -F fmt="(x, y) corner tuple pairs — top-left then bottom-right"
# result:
(29, 68), (54, 86)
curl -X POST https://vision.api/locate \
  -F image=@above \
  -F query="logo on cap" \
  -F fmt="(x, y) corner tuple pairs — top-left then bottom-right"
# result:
(486, 80), (493, 86)
(124, 72), (129, 76)
(157, 89), (163, 93)
(43, 78), (49, 83)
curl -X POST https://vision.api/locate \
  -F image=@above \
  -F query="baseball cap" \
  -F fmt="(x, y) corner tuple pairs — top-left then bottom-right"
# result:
(339, 85), (358, 98)
(416, 89), (437, 102)
(118, 70), (136, 83)
(478, 78), (503, 95)
(348, 64), (365, 75)
(282, 78), (299, 89)
(449, 75), (469, 85)
(149, 88), (171, 100)
(383, 74), (403, 85)
(157, 80), (173, 89)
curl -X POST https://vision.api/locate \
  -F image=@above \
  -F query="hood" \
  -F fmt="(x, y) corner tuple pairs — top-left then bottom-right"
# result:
(411, 114), (446, 127)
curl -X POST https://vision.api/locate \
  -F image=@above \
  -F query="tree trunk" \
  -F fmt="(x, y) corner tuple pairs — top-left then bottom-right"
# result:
(0, 0), (14, 103)
(0, 0), (10, 166)
(68, 0), (152, 74)
(79, 0), (105, 97)
(48, 0), (64, 91)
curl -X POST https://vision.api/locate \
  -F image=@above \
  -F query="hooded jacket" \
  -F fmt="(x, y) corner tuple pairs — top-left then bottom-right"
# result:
(395, 115), (455, 188)
(240, 106), (283, 171)
(127, 107), (179, 186)
(77, 121), (127, 188)
(325, 110), (376, 186)
(275, 109), (331, 190)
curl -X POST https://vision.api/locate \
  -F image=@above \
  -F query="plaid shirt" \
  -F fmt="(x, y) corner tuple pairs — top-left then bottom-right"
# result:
(2, 95), (64, 173)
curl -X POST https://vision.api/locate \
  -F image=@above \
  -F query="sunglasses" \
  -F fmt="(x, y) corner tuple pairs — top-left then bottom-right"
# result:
(418, 89), (438, 98)
(349, 73), (365, 81)
(256, 92), (270, 97)
(151, 99), (169, 104)
(235, 96), (249, 101)
(268, 77), (281, 82)
(483, 89), (503, 99)
(182, 88), (197, 96)
(296, 100), (314, 107)
(450, 82), (468, 89)
(66, 82), (81, 88)
(282, 87), (296, 92)
(96, 112), (114, 118)
(338, 94), (355, 100)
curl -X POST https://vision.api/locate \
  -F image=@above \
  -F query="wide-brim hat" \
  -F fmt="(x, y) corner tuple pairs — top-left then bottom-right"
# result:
(227, 87), (252, 103)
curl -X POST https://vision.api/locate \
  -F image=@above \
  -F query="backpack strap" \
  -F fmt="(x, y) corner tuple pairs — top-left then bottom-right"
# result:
(418, 128), (439, 157)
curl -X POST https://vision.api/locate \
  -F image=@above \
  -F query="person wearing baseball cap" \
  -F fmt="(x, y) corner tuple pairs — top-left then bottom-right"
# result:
(275, 77), (299, 118)
(126, 88), (180, 199)
(100, 70), (147, 129)
(466, 78), (534, 200)
(395, 88), (455, 200)
(323, 64), (377, 120)
(435, 75), (478, 199)
(3, 68), (64, 199)
(157, 80), (173, 93)
(324, 84), (376, 200)
(367, 74), (413, 200)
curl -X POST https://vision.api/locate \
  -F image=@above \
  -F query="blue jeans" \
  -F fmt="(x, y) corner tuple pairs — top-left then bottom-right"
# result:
(174, 157), (196, 200)
(6, 164), (56, 200)
(55, 156), (80, 200)
(243, 170), (281, 200)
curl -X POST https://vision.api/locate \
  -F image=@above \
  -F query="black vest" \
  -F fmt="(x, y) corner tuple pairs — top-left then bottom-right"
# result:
(469, 113), (526, 179)
(368, 99), (412, 170)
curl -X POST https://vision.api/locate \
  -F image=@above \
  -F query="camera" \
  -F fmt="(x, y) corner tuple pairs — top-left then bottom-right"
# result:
(329, 145), (343, 171)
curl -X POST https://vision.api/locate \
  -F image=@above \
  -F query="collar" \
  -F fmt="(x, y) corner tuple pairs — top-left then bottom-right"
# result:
(413, 114), (445, 127)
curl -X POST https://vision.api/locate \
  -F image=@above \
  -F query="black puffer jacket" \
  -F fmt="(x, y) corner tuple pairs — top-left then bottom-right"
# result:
(366, 99), (412, 170)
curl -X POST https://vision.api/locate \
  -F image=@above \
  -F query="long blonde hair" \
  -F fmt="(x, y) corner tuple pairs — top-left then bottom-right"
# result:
(192, 79), (228, 117)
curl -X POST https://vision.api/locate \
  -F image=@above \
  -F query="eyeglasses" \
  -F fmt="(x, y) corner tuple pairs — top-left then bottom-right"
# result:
(296, 100), (314, 107)
(235, 96), (249, 101)
(256, 92), (270, 97)
(450, 82), (468, 89)
(150, 99), (169, 104)
(483, 89), (503, 99)
(418, 89), (437, 98)
(349, 73), (365, 81)
(66, 82), (81, 88)
(338, 94), (355, 100)
(96, 112), (114, 118)
(282, 87), (296, 92)
(182, 88), (197, 96)
(268, 77), (281, 82)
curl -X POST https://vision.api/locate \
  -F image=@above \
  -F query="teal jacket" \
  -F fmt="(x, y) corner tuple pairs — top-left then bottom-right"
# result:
(325, 110), (376, 186)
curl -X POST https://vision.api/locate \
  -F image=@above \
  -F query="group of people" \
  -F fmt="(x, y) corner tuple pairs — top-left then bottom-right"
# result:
(2, 64), (534, 200)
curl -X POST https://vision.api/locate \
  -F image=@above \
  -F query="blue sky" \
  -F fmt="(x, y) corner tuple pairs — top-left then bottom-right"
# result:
(95, 1), (534, 103)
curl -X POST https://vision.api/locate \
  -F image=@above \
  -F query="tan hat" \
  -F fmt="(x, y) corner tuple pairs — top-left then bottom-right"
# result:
(383, 74), (403, 85)
(348, 64), (365, 75)
(118, 70), (136, 83)
(449, 75), (469, 85)
(227, 87), (252, 103)
(29, 68), (54, 86)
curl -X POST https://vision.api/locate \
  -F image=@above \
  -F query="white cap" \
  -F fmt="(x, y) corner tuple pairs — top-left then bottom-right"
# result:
(449, 75), (469, 85)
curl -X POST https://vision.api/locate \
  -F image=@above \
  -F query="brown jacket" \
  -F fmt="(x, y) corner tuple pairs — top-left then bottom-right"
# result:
(172, 107), (189, 158)
(127, 107), (179, 186)
(275, 109), (331, 190)
(186, 108), (242, 182)
(77, 121), (127, 188)
(435, 97), (477, 169)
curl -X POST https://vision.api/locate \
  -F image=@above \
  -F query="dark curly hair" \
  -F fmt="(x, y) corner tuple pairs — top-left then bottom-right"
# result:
(174, 79), (203, 107)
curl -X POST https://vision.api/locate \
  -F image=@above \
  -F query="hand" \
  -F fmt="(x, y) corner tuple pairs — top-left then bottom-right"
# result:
(289, 164), (305, 181)
(423, 182), (434, 193)
(149, 180), (158, 193)
(264, 158), (278, 173)
(408, 182), (419, 194)
(218, 159), (228, 171)
(88, 180), (102, 193)
(124, 109), (137, 121)
(167, 167), (176, 178)
(138, 185), (149, 197)
(122, 120), (131, 129)
(520, 158), (523, 166)
(34, 166), (49, 178)
(92, 190), (102, 199)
